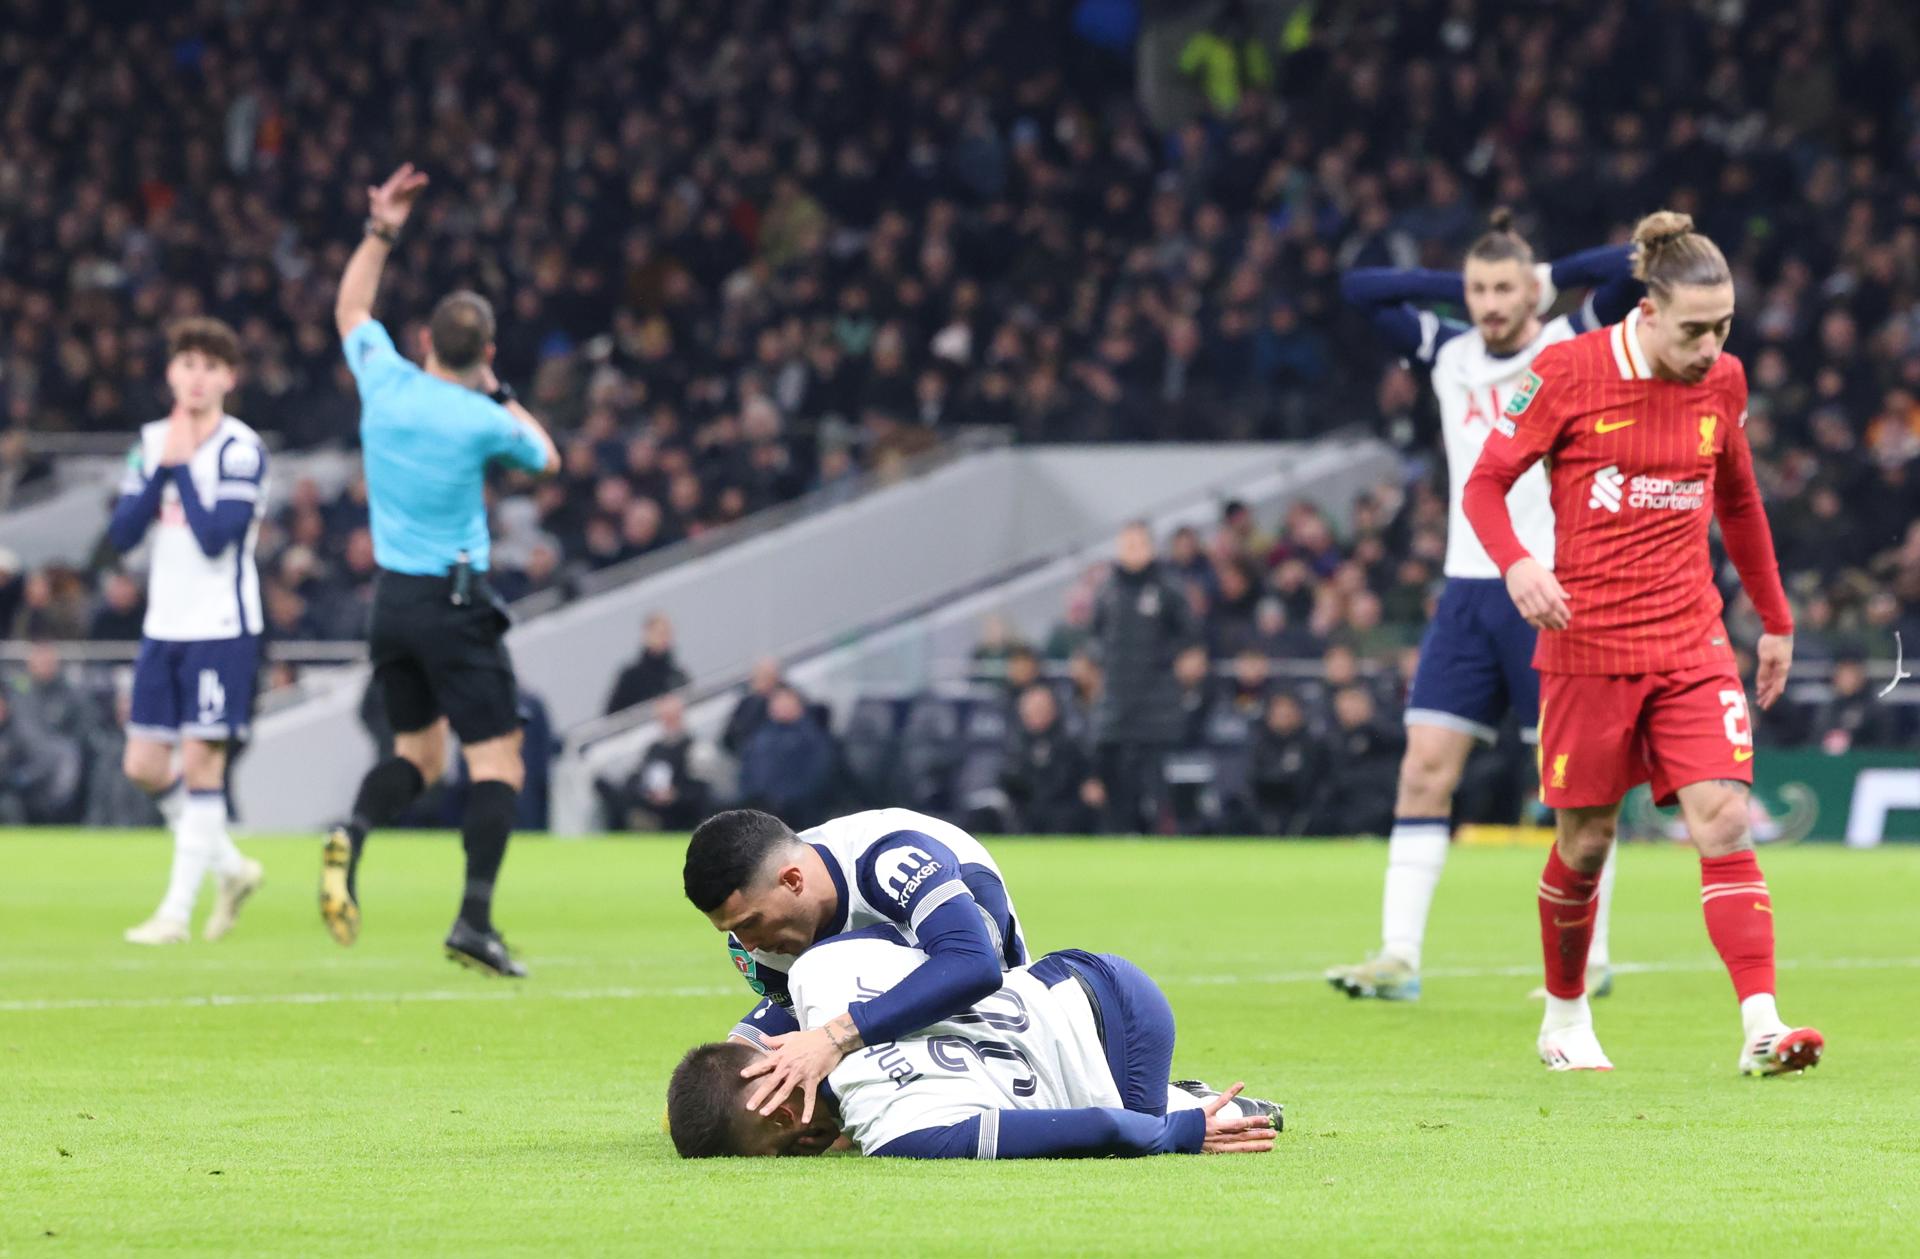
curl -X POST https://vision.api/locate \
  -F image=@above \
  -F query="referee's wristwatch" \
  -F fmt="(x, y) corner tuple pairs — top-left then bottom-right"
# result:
(365, 218), (399, 245)
(488, 382), (517, 406)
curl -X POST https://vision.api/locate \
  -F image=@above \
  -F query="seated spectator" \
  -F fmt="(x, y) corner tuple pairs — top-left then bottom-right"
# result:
(1061, 651), (1103, 742)
(1808, 657), (1899, 753)
(491, 538), (564, 604)
(1251, 693), (1322, 836)
(0, 689), (82, 824)
(596, 693), (711, 831)
(1001, 644), (1042, 699)
(606, 613), (691, 714)
(1164, 526), (1212, 592)
(1218, 649), (1273, 726)
(1171, 645), (1213, 749)
(1225, 595), (1319, 659)
(722, 657), (784, 755)
(12, 642), (100, 745)
(736, 686), (836, 829)
(1000, 685), (1098, 835)
(1304, 686), (1403, 837)
(1207, 561), (1260, 655)
(89, 572), (146, 642)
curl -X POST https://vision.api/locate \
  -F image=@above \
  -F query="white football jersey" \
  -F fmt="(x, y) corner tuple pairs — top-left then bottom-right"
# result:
(790, 932), (1120, 1154)
(121, 416), (269, 640)
(1429, 317), (1569, 577)
(732, 808), (1028, 1010)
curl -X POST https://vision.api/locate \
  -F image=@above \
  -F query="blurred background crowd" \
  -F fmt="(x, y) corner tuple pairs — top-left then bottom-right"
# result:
(2, 0), (1915, 829)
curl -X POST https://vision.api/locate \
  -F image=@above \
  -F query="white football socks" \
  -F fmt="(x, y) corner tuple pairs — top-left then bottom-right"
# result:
(1380, 818), (1450, 969)
(156, 800), (216, 924)
(1740, 993), (1783, 1041)
(187, 790), (248, 879)
(1542, 992), (1592, 1034)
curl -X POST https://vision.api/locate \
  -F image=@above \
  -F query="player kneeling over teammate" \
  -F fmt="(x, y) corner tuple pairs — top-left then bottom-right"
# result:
(109, 317), (268, 945)
(1464, 211), (1821, 1076)
(667, 928), (1280, 1158)
(685, 807), (1033, 1116)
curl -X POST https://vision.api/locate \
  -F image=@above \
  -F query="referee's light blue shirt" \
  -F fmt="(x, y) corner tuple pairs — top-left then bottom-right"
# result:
(344, 319), (548, 575)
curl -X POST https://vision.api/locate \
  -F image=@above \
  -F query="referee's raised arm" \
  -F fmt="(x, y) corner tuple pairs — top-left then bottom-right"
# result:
(333, 163), (560, 472)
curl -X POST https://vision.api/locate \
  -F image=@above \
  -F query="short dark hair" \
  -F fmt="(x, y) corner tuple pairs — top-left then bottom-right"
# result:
(666, 1042), (757, 1158)
(166, 317), (241, 367)
(683, 809), (799, 912)
(428, 290), (496, 371)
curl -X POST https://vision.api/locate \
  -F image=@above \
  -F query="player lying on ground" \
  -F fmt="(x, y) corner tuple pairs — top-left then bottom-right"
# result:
(1329, 214), (1642, 1002)
(108, 317), (268, 946)
(1463, 210), (1822, 1076)
(684, 807), (1031, 1119)
(667, 927), (1281, 1158)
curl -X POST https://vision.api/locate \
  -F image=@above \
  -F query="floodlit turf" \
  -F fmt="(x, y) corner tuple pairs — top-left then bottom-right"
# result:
(2, 830), (1917, 1257)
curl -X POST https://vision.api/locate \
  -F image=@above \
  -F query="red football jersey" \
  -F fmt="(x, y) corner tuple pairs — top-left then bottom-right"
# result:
(1464, 308), (1794, 676)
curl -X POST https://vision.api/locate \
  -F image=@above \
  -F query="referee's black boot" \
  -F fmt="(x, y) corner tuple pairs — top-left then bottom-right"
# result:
(445, 918), (527, 978)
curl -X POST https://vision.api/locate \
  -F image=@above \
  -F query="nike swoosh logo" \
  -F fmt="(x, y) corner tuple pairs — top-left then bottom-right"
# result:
(1552, 915), (1595, 929)
(1594, 418), (1637, 434)
(1754, 902), (1772, 913)
(1733, 749), (1754, 763)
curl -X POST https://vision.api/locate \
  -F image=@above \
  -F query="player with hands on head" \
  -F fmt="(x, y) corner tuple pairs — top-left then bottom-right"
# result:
(1326, 213), (1641, 1002)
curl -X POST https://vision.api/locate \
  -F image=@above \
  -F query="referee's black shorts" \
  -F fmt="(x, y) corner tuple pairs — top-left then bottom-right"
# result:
(368, 569), (520, 744)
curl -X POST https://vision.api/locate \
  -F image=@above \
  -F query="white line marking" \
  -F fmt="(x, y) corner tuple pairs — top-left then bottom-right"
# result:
(2, 957), (1916, 1015)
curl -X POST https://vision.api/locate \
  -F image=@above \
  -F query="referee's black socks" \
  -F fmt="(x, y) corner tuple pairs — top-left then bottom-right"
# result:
(459, 780), (517, 934)
(347, 757), (427, 888)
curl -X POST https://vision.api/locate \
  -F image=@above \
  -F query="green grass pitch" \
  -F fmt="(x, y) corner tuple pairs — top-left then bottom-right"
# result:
(3, 830), (1917, 1257)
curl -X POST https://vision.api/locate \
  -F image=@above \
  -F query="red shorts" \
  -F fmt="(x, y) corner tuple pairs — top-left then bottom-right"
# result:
(1537, 663), (1754, 809)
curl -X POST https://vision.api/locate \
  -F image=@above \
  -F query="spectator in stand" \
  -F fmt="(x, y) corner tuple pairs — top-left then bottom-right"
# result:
(721, 657), (784, 756)
(1170, 645), (1214, 751)
(89, 572), (146, 641)
(1305, 687), (1403, 838)
(1001, 645), (1043, 702)
(596, 692), (710, 832)
(605, 613), (691, 715)
(1808, 657), (1900, 753)
(1000, 685), (1099, 836)
(0, 688), (81, 824)
(12, 640), (100, 745)
(736, 686), (835, 830)
(1219, 650), (1274, 727)
(1251, 693), (1322, 837)
(1084, 521), (1203, 833)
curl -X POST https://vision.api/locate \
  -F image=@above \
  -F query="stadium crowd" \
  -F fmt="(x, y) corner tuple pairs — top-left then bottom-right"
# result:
(2, 0), (1917, 828)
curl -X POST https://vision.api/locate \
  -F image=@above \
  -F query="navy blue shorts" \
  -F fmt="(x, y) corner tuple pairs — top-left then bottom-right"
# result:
(1405, 577), (1539, 744)
(129, 635), (260, 744)
(1031, 949), (1176, 1116)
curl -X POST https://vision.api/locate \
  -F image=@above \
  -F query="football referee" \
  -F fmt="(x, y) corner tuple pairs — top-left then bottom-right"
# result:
(320, 164), (560, 977)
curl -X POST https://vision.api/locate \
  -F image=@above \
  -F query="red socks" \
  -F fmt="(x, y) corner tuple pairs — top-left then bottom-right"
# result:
(1537, 846), (1602, 999)
(1700, 851), (1776, 1002)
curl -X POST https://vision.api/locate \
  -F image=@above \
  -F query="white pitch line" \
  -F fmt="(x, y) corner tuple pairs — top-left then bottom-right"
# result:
(2, 956), (1916, 1015)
